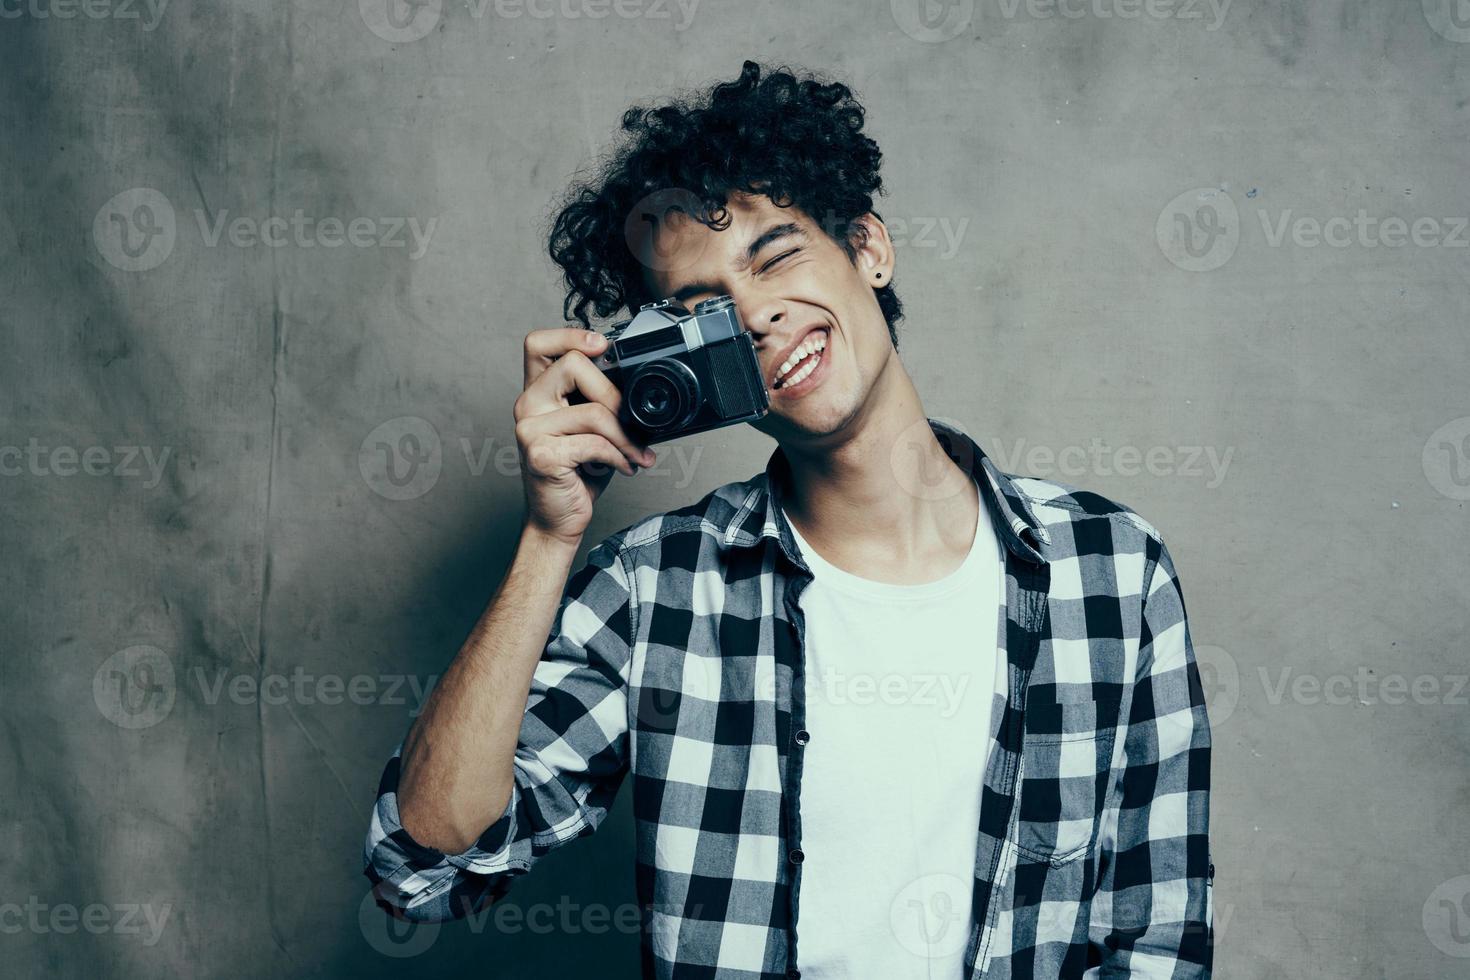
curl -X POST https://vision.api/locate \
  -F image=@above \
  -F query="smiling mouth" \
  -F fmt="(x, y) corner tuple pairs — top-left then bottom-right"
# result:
(772, 328), (829, 390)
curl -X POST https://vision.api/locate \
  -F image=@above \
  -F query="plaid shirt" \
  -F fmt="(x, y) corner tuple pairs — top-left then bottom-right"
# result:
(363, 417), (1214, 979)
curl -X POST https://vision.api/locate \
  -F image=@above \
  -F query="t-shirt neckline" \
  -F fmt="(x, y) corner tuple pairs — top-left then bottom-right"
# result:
(782, 479), (995, 602)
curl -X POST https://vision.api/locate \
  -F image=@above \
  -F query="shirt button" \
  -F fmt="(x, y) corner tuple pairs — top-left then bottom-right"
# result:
(789, 848), (804, 864)
(794, 729), (810, 746)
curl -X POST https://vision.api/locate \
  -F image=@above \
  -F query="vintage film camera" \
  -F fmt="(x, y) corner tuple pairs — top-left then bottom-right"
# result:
(590, 296), (769, 445)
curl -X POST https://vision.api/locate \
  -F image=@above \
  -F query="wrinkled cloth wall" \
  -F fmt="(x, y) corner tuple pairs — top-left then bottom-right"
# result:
(2, 3), (1468, 977)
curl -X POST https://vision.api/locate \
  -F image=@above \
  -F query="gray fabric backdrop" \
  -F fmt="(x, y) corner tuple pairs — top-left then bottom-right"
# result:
(3, 1), (1468, 976)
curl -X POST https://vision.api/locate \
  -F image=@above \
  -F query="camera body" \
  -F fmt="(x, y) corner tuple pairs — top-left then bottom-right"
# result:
(590, 296), (769, 445)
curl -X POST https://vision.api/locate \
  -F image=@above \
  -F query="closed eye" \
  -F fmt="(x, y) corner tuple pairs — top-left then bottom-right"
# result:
(759, 248), (800, 274)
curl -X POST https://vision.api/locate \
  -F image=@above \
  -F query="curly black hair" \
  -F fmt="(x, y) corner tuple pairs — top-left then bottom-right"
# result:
(546, 60), (903, 349)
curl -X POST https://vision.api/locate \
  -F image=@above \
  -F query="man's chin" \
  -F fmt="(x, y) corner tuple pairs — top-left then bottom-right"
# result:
(753, 397), (858, 447)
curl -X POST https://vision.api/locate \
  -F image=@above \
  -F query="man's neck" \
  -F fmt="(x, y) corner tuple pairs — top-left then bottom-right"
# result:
(779, 364), (980, 585)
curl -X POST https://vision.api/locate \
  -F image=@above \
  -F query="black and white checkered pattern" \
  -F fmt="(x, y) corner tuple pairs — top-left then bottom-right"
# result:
(363, 417), (1214, 979)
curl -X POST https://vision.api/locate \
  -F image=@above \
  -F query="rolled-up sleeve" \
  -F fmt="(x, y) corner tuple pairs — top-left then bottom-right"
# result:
(1091, 536), (1214, 976)
(362, 534), (636, 922)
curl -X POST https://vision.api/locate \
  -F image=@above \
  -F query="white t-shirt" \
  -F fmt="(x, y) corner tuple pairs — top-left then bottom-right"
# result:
(783, 478), (1004, 979)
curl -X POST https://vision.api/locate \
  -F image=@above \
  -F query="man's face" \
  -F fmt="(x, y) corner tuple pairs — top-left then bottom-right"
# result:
(635, 191), (897, 448)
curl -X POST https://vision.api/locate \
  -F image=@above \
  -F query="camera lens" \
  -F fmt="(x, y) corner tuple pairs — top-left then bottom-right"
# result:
(626, 360), (699, 432)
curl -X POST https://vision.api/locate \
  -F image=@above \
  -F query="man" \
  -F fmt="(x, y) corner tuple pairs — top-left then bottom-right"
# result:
(363, 60), (1213, 978)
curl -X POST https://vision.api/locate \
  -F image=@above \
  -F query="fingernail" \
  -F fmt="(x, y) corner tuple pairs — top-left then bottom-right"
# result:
(586, 333), (604, 347)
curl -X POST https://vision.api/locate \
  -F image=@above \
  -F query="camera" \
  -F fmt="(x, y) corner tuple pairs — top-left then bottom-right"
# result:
(589, 295), (769, 445)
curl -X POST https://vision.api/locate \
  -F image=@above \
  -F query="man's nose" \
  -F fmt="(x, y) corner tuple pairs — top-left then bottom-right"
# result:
(730, 290), (786, 341)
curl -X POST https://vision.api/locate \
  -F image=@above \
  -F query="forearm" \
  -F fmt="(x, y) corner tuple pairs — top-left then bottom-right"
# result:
(396, 523), (582, 854)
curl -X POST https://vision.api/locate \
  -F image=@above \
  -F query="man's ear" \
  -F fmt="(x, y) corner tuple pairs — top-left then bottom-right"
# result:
(850, 212), (896, 285)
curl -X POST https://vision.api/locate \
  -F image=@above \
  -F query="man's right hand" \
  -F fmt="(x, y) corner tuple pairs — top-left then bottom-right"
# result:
(515, 327), (657, 547)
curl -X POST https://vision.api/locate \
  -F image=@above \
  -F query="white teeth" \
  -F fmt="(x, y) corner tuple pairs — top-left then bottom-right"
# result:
(781, 351), (820, 389)
(774, 332), (828, 387)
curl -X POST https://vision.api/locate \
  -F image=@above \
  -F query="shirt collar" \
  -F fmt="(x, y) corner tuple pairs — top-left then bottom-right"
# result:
(721, 416), (1052, 565)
